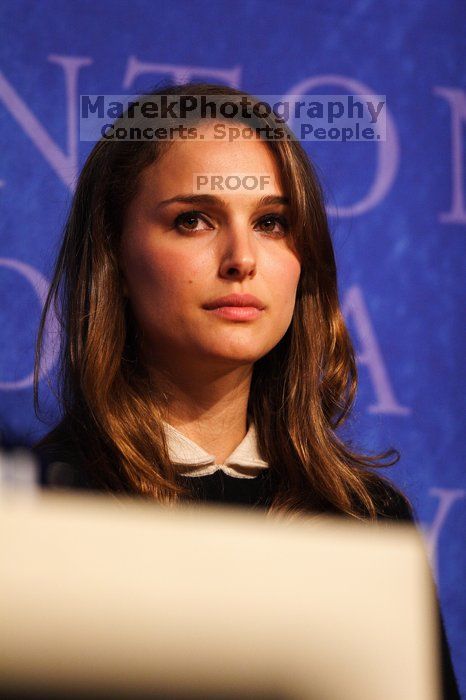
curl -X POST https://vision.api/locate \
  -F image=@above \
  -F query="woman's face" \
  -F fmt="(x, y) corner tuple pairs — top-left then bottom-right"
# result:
(119, 122), (301, 377)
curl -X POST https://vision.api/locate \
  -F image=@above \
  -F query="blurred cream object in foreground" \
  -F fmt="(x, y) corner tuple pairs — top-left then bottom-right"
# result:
(0, 490), (440, 700)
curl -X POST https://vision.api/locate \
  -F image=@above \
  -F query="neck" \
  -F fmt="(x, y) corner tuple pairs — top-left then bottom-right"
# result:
(149, 361), (254, 465)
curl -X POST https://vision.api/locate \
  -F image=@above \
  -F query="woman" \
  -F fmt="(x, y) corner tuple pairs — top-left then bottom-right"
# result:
(33, 82), (408, 516)
(33, 83), (459, 697)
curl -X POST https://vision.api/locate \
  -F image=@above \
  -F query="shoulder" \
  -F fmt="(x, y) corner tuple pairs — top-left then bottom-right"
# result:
(32, 420), (98, 491)
(366, 475), (417, 523)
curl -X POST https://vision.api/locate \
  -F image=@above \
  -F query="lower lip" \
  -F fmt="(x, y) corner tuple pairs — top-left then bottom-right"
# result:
(206, 306), (264, 320)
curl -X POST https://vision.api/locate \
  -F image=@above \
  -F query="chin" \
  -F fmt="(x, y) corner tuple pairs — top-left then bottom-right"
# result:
(202, 345), (264, 365)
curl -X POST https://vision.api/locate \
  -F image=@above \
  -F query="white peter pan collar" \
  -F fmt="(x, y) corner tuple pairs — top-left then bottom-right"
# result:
(162, 420), (270, 479)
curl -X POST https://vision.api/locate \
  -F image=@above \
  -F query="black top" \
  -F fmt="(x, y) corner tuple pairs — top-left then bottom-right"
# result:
(32, 443), (460, 700)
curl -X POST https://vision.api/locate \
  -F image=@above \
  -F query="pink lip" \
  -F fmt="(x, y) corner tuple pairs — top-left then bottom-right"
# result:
(206, 306), (263, 321)
(203, 293), (265, 310)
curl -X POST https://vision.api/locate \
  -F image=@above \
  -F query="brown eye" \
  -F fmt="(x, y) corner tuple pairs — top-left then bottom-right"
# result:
(255, 214), (289, 237)
(174, 211), (211, 233)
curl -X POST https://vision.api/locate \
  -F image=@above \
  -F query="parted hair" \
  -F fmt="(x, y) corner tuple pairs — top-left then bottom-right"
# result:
(34, 81), (411, 520)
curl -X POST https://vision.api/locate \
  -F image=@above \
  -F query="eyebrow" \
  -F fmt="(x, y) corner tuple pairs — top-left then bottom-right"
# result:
(155, 193), (290, 212)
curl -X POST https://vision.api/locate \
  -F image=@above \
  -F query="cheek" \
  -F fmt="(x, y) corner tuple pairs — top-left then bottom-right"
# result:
(271, 252), (301, 305)
(125, 245), (200, 306)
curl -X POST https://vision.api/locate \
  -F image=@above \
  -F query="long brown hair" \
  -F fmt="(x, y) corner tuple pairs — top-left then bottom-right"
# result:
(34, 82), (410, 520)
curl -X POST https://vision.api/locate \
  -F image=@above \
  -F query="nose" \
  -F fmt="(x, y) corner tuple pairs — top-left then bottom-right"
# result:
(218, 225), (257, 281)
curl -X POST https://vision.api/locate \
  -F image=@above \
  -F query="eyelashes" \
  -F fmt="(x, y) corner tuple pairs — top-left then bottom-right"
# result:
(173, 211), (211, 233)
(173, 210), (290, 237)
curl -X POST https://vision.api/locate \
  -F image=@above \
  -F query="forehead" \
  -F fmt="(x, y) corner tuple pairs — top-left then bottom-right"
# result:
(137, 123), (284, 197)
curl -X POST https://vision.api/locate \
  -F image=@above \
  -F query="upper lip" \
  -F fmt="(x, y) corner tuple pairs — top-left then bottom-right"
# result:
(203, 294), (266, 310)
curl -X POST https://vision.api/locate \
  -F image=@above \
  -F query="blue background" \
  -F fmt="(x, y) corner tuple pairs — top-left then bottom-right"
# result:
(0, 0), (464, 694)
